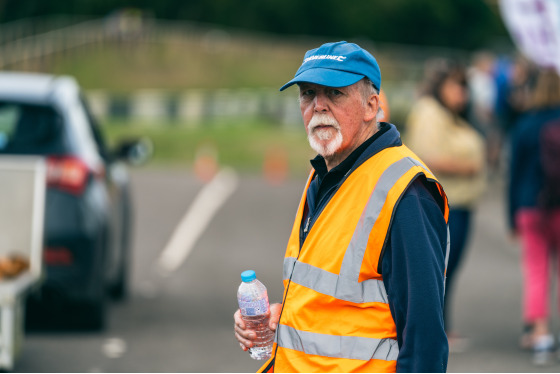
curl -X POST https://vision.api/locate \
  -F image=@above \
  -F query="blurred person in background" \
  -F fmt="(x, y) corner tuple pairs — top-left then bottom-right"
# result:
(467, 51), (500, 175)
(468, 51), (497, 136)
(493, 56), (537, 177)
(234, 41), (450, 372)
(405, 59), (486, 352)
(495, 56), (535, 137)
(508, 68), (560, 366)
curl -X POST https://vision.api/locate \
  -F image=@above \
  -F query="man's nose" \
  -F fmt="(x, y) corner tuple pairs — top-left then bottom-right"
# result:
(313, 92), (328, 112)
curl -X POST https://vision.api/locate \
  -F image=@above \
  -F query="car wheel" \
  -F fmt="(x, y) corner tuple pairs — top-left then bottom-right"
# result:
(109, 253), (128, 301)
(69, 270), (107, 331)
(84, 295), (107, 331)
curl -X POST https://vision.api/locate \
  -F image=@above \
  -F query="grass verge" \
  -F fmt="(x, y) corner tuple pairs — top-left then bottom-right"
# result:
(102, 117), (314, 177)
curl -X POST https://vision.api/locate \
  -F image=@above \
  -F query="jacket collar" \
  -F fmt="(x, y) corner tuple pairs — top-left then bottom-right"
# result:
(353, 122), (402, 171)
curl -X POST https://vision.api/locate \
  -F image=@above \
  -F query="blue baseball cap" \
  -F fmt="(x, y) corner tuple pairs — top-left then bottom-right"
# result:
(279, 41), (381, 91)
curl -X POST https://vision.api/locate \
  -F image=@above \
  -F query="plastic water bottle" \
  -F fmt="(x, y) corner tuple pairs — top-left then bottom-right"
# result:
(237, 270), (274, 360)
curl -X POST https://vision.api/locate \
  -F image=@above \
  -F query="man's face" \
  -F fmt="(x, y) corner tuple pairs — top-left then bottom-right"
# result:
(298, 82), (378, 159)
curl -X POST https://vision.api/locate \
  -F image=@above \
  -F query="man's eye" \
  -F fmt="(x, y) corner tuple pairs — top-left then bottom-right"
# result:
(300, 90), (315, 99)
(330, 89), (343, 96)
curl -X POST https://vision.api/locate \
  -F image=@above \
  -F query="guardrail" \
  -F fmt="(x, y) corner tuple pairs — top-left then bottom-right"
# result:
(85, 88), (302, 126)
(0, 15), (157, 69)
(0, 15), (95, 46)
(84, 80), (419, 126)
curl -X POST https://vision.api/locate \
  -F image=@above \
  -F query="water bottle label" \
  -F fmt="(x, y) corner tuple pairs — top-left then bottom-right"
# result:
(240, 298), (269, 316)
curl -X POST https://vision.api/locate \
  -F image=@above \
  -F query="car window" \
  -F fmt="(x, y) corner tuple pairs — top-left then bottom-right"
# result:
(80, 95), (110, 161)
(0, 101), (64, 155)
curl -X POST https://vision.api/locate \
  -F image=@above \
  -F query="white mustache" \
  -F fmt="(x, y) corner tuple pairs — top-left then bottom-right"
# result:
(308, 114), (341, 133)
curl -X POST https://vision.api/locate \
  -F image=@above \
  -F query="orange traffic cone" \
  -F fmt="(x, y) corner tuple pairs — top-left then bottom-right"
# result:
(194, 143), (219, 183)
(263, 146), (288, 185)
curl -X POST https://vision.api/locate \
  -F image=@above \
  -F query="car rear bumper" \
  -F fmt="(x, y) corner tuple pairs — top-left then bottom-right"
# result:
(40, 237), (103, 303)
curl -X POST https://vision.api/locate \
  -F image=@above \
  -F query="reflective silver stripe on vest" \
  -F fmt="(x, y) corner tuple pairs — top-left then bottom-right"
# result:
(283, 257), (388, 303)
(445, 224), (450, 271)
(283, 256), (297, 281)
(277, 324), (399, 361)
(444, 224), (450, 294)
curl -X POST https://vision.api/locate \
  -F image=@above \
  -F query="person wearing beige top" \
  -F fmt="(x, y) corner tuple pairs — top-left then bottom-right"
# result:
(405, 59), (486, 351)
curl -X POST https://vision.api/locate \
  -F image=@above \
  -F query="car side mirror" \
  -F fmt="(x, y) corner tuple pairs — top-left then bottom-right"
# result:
(113, 137), (153, 166)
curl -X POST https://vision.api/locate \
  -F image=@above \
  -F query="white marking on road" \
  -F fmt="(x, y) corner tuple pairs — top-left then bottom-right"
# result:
(157, 167), (239, 275)
(102, 337), (127, 359)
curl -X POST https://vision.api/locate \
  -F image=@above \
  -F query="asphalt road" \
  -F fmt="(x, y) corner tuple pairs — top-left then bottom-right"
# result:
(12, 167), (560, 372)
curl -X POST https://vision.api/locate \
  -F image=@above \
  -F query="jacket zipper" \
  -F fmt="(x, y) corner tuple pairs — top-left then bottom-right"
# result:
(299, 170), (352, 249)
(303, 217), (311, 234)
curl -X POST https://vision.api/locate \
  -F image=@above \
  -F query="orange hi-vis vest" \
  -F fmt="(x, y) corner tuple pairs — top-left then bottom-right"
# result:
(259, 144), (449, 373)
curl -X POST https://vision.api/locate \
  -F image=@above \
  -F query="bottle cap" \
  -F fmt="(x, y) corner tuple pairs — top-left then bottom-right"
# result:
(241, 270), (256, 282)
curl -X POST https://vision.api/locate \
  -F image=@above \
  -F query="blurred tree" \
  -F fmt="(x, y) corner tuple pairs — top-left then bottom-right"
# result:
(0, 0), (506, 50)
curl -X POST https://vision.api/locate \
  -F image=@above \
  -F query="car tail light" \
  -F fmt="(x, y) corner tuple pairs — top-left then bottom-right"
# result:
(46, 156), (97, 195)
(44, 246), (73, 266)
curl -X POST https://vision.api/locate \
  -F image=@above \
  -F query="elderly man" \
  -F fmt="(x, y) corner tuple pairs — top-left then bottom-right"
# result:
(234, 41), (450, 373)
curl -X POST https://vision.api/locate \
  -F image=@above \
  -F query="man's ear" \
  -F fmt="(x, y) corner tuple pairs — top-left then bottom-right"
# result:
(364, 94), (380, 123)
